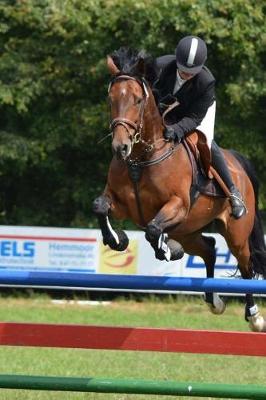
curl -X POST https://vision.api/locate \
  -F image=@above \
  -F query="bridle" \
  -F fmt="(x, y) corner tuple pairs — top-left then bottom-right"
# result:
(108, 74), (151, 149)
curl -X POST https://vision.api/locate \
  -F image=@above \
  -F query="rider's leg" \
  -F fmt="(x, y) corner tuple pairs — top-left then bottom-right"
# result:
(196, 101), (246, 219)
(211, 141), (246, 219)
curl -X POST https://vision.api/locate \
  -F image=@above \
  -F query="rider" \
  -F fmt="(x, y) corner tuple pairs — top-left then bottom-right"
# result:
(153, 35), (246, 219)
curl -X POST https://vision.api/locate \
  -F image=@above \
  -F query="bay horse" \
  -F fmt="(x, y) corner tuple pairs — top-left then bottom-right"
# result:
(93, 48), (266, 332)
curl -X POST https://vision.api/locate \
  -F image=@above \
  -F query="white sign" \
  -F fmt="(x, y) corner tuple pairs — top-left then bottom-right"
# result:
(0, 225), (245, 279)
(0, 226), (99, 273)
(0, 225), (264, 288)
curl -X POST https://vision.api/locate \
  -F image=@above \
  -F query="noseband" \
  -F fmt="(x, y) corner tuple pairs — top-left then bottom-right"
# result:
(108, 75), (149, 145)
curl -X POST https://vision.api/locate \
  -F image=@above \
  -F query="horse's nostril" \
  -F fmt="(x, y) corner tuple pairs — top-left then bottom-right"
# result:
(121, 144), (128, 157)
(112, 141), (131, 160)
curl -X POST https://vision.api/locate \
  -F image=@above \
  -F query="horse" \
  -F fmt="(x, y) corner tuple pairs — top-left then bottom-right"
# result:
(93, 48), (266, 332)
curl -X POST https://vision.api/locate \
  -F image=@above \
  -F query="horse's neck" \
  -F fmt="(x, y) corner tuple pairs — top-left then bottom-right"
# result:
(143, 94), (164, 142)
(130, 89), (165, 160)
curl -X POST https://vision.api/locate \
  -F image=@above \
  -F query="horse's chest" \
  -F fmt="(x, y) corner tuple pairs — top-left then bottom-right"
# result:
(125, 178), (164, 219)
(109, 165), (169, 221)
(123, 182), (159, 206)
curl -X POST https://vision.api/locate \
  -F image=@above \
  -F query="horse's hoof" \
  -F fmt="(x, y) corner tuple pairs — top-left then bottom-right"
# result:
(153, 239), (184, 261)
(103, 230), (129, 251)
(154, 248), (168, 261)
(168, 239), (184, 260)
(248, 312), (266, 332)
(205, 293), (226, 315)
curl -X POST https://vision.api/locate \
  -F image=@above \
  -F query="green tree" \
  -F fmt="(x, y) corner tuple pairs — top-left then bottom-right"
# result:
(0, 0), (265, 227)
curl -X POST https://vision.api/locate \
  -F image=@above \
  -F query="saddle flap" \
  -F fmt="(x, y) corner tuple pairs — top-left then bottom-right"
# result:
(185, 131), (212, 178)
(183, 132), (225, 199)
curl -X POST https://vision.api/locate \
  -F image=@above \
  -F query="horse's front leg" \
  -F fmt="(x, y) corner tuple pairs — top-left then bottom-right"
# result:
(92, 192), (129, 251)
(145, 196), (186, 261)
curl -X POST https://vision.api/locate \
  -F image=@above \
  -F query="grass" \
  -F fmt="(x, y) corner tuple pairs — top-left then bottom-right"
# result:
(0, 293), (266, 400)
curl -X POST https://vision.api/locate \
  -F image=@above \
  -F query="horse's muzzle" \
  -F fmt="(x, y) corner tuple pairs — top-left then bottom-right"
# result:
(112, 141), (132, 160)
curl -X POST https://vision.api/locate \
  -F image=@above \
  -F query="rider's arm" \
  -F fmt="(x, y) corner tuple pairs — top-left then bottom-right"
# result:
(166, 81), (215, 142)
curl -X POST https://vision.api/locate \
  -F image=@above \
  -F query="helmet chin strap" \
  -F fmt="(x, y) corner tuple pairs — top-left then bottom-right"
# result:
(176, 69), (187, 81)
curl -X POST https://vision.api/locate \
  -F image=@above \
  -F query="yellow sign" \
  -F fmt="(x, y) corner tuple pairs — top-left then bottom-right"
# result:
(99, 240), (138, 274)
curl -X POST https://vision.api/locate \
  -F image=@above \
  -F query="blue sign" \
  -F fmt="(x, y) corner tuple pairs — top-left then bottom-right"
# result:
(186, 248), (236, 269)
(0, 241), (35, 258)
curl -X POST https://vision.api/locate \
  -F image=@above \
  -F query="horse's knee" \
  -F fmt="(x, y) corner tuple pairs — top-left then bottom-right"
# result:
(92, 195), (111, 215)
(145, 220), (162, 244)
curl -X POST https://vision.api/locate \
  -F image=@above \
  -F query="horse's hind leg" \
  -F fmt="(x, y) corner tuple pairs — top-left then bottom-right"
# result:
(92, 193), (129, 251)
(225, 233), (266, 332)
(182, 234), (226, 314)
(238, 251), (266, 332)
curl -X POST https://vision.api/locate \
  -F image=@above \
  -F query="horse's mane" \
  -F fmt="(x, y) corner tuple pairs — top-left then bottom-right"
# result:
(110, 47), (158, 84)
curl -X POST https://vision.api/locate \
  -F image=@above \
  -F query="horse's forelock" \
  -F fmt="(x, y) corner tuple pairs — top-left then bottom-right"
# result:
(110, 47), (158, 83)
(111, 48), (138, 73)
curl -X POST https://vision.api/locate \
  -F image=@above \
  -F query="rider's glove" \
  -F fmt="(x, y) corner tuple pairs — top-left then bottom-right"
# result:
(164, 126), (184, 143)
(163, 126), (176, 141)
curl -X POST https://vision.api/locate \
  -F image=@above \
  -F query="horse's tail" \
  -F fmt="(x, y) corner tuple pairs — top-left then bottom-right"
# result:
(230, 150), (266, 278)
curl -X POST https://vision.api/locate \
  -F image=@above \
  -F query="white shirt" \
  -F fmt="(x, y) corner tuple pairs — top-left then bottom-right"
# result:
(173, 70), (186, 94)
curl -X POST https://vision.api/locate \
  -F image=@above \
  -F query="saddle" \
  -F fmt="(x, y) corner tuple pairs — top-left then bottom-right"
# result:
(183, 132), (227, 204)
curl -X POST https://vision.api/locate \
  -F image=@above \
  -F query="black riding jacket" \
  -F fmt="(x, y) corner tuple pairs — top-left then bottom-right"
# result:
(153, 58), (216, 139)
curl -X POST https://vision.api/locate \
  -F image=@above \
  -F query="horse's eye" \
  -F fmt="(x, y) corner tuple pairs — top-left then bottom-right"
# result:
(135, 98), (142, 106)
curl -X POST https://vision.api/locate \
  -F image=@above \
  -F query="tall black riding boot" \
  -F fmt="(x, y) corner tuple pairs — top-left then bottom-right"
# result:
(211, 141), (246, 219)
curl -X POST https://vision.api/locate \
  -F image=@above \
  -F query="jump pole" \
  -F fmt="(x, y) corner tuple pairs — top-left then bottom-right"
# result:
(1, 322), (266, 356)
(1, 274), (266, 397)
(0, 375), (266, 399)
(0, 271), (266, 293)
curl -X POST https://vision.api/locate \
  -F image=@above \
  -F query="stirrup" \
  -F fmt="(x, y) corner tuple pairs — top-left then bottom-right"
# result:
(229, 192), (247, 219)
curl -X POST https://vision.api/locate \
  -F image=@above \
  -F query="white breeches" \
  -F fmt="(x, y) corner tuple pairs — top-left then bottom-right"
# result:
(196, 101), (216, 149)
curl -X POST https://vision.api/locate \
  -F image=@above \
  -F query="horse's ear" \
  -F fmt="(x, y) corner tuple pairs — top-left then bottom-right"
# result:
(107, 55), (120, 75)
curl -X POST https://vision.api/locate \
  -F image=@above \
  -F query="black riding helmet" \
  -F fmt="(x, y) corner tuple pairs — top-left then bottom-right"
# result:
(175, 36), (207, 75)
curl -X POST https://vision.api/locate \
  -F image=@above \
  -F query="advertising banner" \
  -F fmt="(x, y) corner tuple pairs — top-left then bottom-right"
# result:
(0, 225), (244, 284)
(0, 226), (99, 274)
(0, 224), (264, 292)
